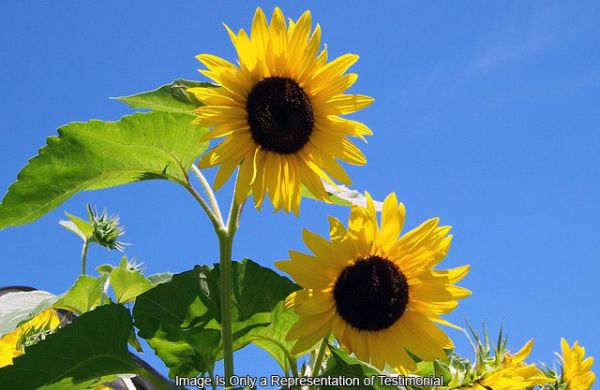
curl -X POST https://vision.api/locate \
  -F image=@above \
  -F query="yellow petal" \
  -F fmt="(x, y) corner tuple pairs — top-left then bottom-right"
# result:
(287, 311), (333, 341)
(328, 216), (358, 262)
(195, 54), (237, 72)
(234, 151), (257, 204)
(317, 94), (374, 115)
(250, 7), (269, 54)
(275, 255), (334, 289)
(512, 339), (534, 364)
(269, 7), (287, 58)
(293, 291), (335, 316)
(377, 193), (404, 251)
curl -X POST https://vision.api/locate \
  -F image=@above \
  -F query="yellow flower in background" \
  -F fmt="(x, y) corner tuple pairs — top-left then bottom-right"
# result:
(276, 193), (470, 372)
(473, 340), (554, 389)
(189, 7), (373, 214)
(0, 309), (60, 367)
(560, 338), (595, 390)
(0, 336), (19, 368)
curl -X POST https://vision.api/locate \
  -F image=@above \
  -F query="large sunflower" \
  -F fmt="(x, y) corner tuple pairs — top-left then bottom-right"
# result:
(188, 7), (373, 214)
(275, 193), (470, 371)
(560, 338), (595, 390)
(464, 340), (554, 389)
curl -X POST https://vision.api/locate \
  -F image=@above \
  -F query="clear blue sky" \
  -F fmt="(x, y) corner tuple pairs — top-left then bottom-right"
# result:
(1, 0), (599, 384)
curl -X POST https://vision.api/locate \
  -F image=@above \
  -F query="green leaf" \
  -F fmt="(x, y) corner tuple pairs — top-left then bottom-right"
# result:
(110, 267), (153, 304)
(246, 303), (300, 375)
(133, 259), (299, 378)
(416, 360), (435, 377)
(434, 359), (453, 385)
(115, 79), (214, 115)
(447, 353), (470, 387)
(96, 264), (115, 274)
(413, 359), (452, 389)
(0, 304), (142, 390)
(59, 212), (93, 241)
(128, 330), (144, 353)
(0, 111), (208, 229)
(147, 272), (173, 285)
(0, 290), (57, 336)
(321, 346), (397, 390)
(53, 275), (107, 315)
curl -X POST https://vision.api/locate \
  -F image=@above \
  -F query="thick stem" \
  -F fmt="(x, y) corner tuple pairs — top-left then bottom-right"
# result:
(80, 240), (90, 275)
(186, 165), (244, 388)
(218, 230), (235, 388)
(219, 176), (245, 388)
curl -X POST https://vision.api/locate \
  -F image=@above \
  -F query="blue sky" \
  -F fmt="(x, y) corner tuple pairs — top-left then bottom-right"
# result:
(1, 0), (599, 384)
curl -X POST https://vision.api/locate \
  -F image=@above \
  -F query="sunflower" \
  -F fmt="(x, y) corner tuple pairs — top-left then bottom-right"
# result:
(275, 192), (470, 371)
(560, 338), (595, 390)
(0, 309), (60, 367)
(464, 340), (554, 389)
(188, 7), (373, 214)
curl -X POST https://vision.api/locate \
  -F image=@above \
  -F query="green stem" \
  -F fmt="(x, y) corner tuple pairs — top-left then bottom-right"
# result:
(311, 339), (328, 378)
(186, 164), (245, 388)
(219, 176), (245, 388)
(80, 240), (90, 275)
(207, 366), (218, 390)
(218, 229), (235, 388)
(184, 183), (225, 232)
(290, 357), (299, 378)
(227, 198), (243, 235)
(191, 164), (224, 226)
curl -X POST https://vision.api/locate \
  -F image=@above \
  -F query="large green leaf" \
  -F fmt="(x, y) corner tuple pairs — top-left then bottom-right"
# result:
(53, 275), (108, 315)
(133, 259), (299, 378)
(247, 303), (300, 375)
(0, 111), (208, 229)
(110, 266), (153, 304)
(0, 304), (143, 390)
(115, 79), (214, 115)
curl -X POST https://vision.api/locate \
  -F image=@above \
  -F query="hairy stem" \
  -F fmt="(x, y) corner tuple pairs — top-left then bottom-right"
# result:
(191, 164), (224, 226)
(184, 183), (224, 232)
(80, 240), (90, 275)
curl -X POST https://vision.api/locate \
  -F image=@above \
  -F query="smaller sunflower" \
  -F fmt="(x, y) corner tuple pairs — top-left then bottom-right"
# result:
(0, 309), (60, 367)
(467, 339), (554, 389)
(276, 193), (470, 372)
(189, 7), (373, 214)
(560, 338), (595, 390)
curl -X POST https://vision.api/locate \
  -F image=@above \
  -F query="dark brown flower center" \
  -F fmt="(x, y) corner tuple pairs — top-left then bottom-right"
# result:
(333, 256), (409, 331)
(246, 77), (314, 154)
